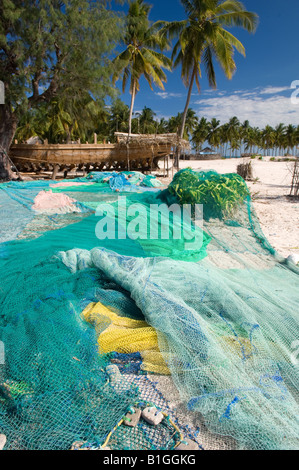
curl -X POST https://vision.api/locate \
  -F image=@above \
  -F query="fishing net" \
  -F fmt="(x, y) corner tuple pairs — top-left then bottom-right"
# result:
(0, 169), (298, 450)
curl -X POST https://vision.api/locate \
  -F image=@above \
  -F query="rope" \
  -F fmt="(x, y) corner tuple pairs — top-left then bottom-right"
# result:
(100, 402), (184, 450)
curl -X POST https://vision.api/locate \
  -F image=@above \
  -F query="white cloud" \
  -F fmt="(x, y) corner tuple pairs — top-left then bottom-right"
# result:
(156, 92), (183, 99)
(193, 86), (299, 127)
(259, 86), (290, 95)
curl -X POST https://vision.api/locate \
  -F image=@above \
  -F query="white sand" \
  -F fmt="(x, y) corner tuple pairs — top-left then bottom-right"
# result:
(159, 157), (299, 259)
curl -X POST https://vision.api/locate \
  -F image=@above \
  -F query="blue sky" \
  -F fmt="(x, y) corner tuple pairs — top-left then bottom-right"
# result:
(112, 0), (299, 128)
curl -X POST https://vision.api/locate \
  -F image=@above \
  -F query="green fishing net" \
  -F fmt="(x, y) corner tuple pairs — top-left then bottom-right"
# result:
(0, 169), (298, 450)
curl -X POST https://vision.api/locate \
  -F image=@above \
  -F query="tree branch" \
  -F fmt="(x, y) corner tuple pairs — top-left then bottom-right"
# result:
(28, 43), (67, 107)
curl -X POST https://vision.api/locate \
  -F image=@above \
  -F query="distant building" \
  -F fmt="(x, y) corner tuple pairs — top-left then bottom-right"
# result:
(199, 147), (218, 155)
(194, 146), (221, 160)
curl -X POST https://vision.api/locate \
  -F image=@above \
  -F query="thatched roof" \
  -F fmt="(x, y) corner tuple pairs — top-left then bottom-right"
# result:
(200, 146), (217, 154)
(114, 132), (190, 149)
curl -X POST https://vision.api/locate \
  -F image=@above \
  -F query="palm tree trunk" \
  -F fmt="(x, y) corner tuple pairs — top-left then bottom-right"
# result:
(66, 124), (74, 144)
(128, 80), (136, 137)
(127, 80), (137, 172)
(175, 66), (196, 168)
(180, 67), (196, 141)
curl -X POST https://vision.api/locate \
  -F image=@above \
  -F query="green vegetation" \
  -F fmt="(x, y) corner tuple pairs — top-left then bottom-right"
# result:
(191, 117), (299, 157)
(0, 0), (122, 178)
(112, 0), (171, 135)
(14, 103), (299, 157)
(2, 0), (298, 180)
(158, 0), (258, 146)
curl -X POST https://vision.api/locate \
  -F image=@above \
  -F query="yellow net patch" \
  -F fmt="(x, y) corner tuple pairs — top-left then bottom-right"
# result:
(82, 302), (170, 374)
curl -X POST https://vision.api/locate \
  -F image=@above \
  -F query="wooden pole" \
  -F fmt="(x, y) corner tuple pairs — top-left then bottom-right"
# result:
(52, 164), (60, 180)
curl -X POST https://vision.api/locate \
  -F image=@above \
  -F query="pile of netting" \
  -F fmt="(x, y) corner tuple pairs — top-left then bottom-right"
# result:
(0, 169), (298, 450)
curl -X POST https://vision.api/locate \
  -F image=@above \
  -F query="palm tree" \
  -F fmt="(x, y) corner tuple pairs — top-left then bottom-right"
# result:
(167, 108), (198, 140)
(109, 98), (130, 140)
(295, 126), (299, 152)
(219, 122), (230, 156)
(244, 126), (260, 155)
(262, 125), (275, 156)
(16, 90), (108, 144)
(285, 124), (297, 155)
(226, 116), (240, 156)
(192, 117), (211, 151)
(159, 0), (258, 162)
(240, 119), (250, 154)
(274, 123), (286, 156)
(182, 108), (199, 139)
(157, 117), (169, 134)
(167, 114), (183, 135)
(112, 0), (171, 135)
(136, 106), (157, 133)
(15, 108), (45, 143)
(207, 118), (221, 151)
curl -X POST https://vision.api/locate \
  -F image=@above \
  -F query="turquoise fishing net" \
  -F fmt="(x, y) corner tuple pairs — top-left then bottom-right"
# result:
(0, 169), (298, 450)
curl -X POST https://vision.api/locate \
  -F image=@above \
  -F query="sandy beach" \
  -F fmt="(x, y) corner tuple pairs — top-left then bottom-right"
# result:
(160, 158), (299, 259)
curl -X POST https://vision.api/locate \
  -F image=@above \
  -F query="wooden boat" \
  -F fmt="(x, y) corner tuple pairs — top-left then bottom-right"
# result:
(9, 133), (190, 178)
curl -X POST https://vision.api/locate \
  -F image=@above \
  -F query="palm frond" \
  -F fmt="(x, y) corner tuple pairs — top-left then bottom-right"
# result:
(202, 45), (216, 88)
(215, 11), (258, 33)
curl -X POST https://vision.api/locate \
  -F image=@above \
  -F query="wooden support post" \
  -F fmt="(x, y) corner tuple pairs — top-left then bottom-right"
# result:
(94, 133), (97, 144)
(51, 164), (60, 180)
(126, 145), (130, 172)
(150, 145), (154, 174)
(290, 160), (299, 197)
(85, 164), (90, 176)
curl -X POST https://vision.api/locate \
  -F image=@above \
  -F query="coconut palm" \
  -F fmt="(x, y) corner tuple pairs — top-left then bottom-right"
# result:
(159, 0), (258, 158)
(166, 114), (181, 135)
(157, 117), (170, 134)
(15, 109), (46, 143)
(244, 126), (259, 155)
(240, 120), (250, 153)
(109, 99), (130, 139)
(218, 122), (230, 156)
(167, 109), (198, 140)
(192, 117), (211, 151)
(295, 126), (299, 152)
(274, 123), (286, 156)
(112, 0), (171, 135)
(285, 124), (297, 155)
(136, 106), (157, 133)
(182, 108), (199, 139)
(207, 118), (221, 151)
(226, 116), (241, 156)
(262, 125), (275, 156)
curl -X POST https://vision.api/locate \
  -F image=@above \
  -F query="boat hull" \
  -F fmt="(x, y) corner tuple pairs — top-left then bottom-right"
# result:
(9, 142), (172, 175)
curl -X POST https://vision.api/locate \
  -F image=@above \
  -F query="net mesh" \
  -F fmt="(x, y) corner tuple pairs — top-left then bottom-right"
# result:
(0, 169), (298, 450)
